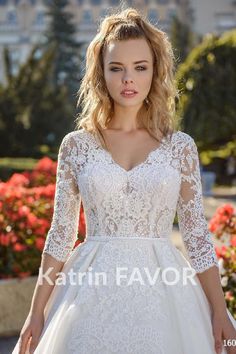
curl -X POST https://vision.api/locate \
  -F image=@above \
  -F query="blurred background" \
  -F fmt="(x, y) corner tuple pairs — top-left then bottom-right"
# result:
(0, 0), (235, 184)
(0, 0), (236, 352)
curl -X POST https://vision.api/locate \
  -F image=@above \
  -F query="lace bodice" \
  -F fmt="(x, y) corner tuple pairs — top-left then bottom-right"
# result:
(42, 129), (219, 273)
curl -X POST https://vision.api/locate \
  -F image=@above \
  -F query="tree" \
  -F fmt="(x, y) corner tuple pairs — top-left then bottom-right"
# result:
(0, 45), (74, 157)
(43, 0), (84, 103)
(170, 15), (195, 65)
(175, 30), (236, 151)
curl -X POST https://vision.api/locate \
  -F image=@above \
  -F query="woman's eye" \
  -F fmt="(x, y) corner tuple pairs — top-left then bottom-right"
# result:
(110, 67), (121, 71)
(110, 66), (147, 72)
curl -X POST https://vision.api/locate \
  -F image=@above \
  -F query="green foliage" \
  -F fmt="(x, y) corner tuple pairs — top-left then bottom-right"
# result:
(200, 140), (236, 165)
(0, 158), (38, 182)
(0, 157), (38, 170)
(0, 45), (74, 157)
(175, 30), (236, 151)
(43, 0), (85, 102)
(169, 15), (195, 65)
(0, 0), (86, 157)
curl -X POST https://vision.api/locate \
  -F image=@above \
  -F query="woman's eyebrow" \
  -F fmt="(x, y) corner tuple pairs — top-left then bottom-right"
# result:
(108, 60), (149, 65)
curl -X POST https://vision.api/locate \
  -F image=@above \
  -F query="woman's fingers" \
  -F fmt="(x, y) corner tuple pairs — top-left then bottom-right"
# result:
(29, 332), (41, 354)
(15, 311), (44, 354)
(18, 329), (31, 354)
(213, 324), (223, 354)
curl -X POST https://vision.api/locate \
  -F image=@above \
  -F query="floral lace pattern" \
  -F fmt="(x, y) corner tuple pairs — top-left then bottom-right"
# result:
(37, 235), (223, 354)
(12, 128), (236, 354)
(43, 133), (81, 262)
(66, 240), (171, 354)
(43, 128), (219, 273)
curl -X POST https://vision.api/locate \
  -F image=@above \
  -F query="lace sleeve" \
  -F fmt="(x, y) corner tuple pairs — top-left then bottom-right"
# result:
(176, 135), (219, 273)
(42, 132), (81, 263)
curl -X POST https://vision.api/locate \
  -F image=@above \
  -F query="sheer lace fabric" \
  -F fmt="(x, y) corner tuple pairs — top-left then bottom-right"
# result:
(12, 129), (236, 354)
(43, 129), (219, 274)
(43, 134), (81, 262)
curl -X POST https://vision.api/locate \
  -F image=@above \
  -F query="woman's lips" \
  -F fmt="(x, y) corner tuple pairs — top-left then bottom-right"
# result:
(120, 90), (138, 98)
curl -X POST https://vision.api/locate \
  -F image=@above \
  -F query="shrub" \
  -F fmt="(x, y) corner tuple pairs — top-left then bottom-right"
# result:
(209, 204), (236, 319)
(0, 157), (85, 279)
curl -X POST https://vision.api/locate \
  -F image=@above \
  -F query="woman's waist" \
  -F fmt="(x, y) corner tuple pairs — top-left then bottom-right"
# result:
(84, 235), (172, 242)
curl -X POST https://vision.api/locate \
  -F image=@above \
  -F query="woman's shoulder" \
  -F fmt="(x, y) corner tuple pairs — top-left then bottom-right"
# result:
(61, 128), (93, 146)
(62, 128), (88, 140)
(59, 129), (97, 161)
(170, 130), (197, 159)
(171, 130), (195, 146)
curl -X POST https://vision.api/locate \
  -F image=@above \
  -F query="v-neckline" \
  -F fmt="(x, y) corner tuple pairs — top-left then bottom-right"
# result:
(86, 130), (172, 174)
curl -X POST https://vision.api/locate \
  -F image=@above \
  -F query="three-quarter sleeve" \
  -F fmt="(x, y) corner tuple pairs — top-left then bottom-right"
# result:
(42, 132), (81, 263)
(176, 135), (219, 273)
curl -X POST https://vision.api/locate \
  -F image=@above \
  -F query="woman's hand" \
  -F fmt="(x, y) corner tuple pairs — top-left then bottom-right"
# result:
(212, 312), (236, 354)
(18, 311), (44, 354)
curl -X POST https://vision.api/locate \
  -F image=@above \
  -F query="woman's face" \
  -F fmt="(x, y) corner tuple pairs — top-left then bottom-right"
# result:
(103, 38), (154, 109)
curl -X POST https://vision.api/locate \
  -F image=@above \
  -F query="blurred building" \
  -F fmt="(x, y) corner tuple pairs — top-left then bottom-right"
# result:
(189, 0), (236, 36)
(0, 0), (192, 83)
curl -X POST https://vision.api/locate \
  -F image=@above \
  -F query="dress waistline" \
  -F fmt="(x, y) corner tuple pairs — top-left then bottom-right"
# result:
(84, 235), (171, 242)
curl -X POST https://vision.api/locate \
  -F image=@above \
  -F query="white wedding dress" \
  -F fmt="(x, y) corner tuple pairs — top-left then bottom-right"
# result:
(13, 129), (236, 354)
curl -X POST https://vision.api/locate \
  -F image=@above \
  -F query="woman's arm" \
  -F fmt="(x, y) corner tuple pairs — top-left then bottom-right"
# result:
(197, 267), (236, 354)
(18, 255), (64, 354)
(29, 253), (64, 316)
(42, 132), (81, 262)
(17, 132), (81, 354)
(176, 134), (219, 274)
(176, 133), (236, 354)
(197, 266), (227, 316)
(32, 131), (81, 313)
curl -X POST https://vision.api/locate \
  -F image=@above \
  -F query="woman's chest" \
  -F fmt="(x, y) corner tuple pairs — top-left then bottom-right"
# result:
(76, 144), (182, 202)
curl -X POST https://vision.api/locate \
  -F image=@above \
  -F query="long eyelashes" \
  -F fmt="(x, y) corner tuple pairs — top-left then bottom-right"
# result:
(109, 66), (147, 72)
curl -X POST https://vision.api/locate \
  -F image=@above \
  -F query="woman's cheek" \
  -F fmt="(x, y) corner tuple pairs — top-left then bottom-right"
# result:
(106, 82), (117, 97)
(107, 80), (121, 97)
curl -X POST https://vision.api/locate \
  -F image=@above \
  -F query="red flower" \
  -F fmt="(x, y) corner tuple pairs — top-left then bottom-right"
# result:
(215, 246), (222, 258)
(13, 243), (27, 252)
(231, 235), (236, 247)
(215, 245), (228, 259)
(0, 159), (59, 278)
(18, 205), (30, 217)
(0, 157), (89, 279)
(217, 204), (234, 216)
(27, 213), (38, 226)
(35, 237), (45, 251)
(8, 173), (30, 187)
(10, 234), (19, 244)
(208, 220), (217, 233)
(225, 291), (234, 301)
(0, 234), (10, 246)
(221, 245), (228, 255)
(209, 203), (236, 239)
(19, 222), (26, 229)
(35, 157), (56, 172)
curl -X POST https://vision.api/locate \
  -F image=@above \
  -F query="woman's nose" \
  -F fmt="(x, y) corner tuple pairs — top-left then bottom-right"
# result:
(122, 75), (133, 84)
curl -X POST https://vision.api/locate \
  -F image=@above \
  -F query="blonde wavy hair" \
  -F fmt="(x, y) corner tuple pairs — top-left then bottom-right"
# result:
(75, 7), (180, 148)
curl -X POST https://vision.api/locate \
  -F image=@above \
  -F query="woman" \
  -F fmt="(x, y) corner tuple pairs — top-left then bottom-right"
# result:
(13, 7), (236, 354)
